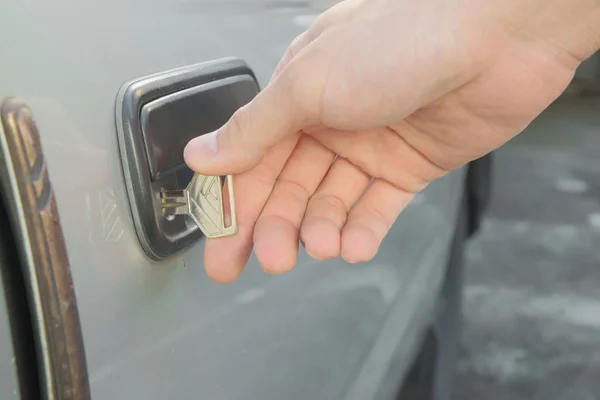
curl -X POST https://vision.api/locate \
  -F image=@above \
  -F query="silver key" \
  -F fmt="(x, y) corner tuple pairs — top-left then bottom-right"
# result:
(160, 174), (237, 238)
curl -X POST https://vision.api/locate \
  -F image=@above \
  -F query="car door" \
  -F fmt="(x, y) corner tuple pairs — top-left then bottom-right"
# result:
(0, 1), (467, 399)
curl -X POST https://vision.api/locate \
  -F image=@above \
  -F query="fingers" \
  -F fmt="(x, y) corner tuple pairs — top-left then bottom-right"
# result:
(183, 44), (325, 177)
(202, 134), (300, 283)
(341, 179), (414, 263)
(310, 126), (448, 194)
(253, 135), (336, 274)
(300, 157), (370, 260)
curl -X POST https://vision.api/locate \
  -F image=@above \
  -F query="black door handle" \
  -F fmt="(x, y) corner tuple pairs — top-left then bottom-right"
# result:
(115, 58), (260, 260)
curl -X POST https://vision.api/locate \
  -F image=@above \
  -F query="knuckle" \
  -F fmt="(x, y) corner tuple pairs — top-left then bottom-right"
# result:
(377, 131), (443, 194)
(354, 205), (391, 238)
(312, 6), (336, 30)
(289, 33), (306, 55)
(368, 205), (394, 232)
(319, 193), (348, 213)
(280, 61), (321, 121)
(307, 194), (348, 227)
(228, 108), (246, 138)
(250, 162), (281, 186)
(227, 106), (260, 155)
(367, 137), (387, 179)
(277, 178), (311, 206)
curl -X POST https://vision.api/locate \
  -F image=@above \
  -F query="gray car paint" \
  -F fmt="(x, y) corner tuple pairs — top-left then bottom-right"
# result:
(0, 0), (465, 398)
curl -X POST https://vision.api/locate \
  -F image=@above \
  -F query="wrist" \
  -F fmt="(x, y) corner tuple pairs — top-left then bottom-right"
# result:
(556, 0), (600, 63)
(500, 0), (600, 68)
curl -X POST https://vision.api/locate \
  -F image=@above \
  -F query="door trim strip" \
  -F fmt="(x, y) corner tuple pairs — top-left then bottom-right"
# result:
(0, 98), (90, 400)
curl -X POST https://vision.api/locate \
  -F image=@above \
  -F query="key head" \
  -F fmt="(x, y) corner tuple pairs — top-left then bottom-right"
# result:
(186, 173), (237, 238)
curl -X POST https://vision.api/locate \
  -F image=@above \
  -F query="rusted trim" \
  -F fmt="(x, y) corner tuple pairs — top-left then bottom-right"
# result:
(0, 98), (90, 400)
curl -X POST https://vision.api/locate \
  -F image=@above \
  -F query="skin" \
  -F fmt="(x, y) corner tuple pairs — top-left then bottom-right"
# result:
(184, 0), (600, 283)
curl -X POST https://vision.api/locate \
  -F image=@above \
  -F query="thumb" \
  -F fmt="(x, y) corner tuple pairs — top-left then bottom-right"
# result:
(184, 71), (318, 176)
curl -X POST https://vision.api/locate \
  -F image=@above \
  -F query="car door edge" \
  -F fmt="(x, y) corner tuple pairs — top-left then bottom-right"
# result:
(0, 98), (91, 400)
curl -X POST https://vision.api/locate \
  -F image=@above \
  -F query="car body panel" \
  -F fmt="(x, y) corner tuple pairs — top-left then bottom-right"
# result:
(0, 1), (466, 398)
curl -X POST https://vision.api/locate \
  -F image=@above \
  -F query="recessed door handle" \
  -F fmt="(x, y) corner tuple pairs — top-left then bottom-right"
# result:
(115, 58), (260, 260)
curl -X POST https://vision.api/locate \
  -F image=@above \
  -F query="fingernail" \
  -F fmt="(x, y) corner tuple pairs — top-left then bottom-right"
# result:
(184, 131), (218, 167)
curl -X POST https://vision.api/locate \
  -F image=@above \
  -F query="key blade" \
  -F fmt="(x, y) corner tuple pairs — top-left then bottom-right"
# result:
(160, 189), (188, 215)
(186, 173), (237, 238)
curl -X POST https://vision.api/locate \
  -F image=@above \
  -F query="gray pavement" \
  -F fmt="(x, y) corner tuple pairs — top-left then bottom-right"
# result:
(454, 94), (600, 399)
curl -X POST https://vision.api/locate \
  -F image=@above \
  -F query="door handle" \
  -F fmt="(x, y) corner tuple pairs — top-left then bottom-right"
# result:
(115, 58), (259, 260)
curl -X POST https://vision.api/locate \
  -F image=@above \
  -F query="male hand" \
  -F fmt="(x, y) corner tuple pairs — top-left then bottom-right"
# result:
(184, 0), (600, 283)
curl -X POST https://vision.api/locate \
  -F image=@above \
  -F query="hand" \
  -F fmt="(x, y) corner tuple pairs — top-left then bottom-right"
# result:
(184, 0), (600, 283)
